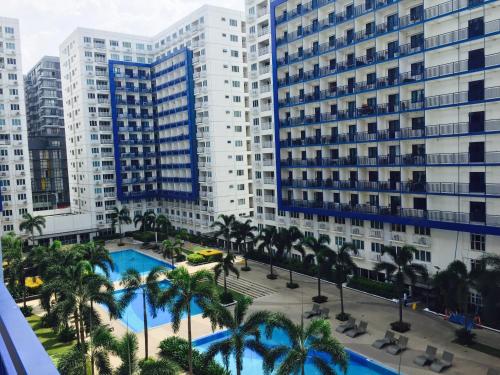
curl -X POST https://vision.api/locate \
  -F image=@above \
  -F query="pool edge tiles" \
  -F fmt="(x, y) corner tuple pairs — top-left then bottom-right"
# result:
(193, 329), (400, 375)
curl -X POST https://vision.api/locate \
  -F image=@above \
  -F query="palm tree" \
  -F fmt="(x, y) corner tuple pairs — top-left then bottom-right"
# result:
(331, 242), (358, 321)
(275, 227), (303, 289)
(204, 296), (272, 375)
(256, 227), (279, 280)
(134, 211), (156, 232)
(231, 219), (257, 271)
(211, 214), (236, 252)
(111, 206), (132, 245)
(161, 238), (183, 266)
(375, 245), (428, 332)
(158, 267), (218, 375)
(19, 213), (46, 247)
(88, 325), (115, 375)
(472, 255), (500, 327)
(139, 358), (179, 375)
(113, 332), (140, 375)
(119, 266), (167, 359)
(155, 214), (172, 240)
(214, 253), (240, 302)
(260, 313), (348, 375)
(2, 233), (28, 309)
(80, 241), (114, 277)
(303, 235), (334, 303)
(434, 260), (474, 327)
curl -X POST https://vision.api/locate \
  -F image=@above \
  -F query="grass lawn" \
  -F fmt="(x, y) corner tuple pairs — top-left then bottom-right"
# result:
(27, 314), (75, 365)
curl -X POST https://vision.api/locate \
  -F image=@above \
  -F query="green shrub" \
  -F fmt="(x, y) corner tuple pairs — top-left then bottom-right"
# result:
(131, 231), (156, 243)
(455, 327), (476, 345)
(57, 326), (76, 343)
(175, 254), (186, 262)
(158, 337), (229, 375)
(20, 305), (33, 317)
(347, 276), (397, 299)
(138, 358), (179, 375)
(187, 253), (206, 265)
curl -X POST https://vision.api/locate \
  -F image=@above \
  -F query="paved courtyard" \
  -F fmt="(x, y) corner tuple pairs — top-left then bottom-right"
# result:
(29, 241), (500, 374)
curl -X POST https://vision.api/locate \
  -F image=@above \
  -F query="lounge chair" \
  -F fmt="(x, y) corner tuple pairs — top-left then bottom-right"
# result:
(336, 317), (355, 333)
(345, 320), (368, 338)
(303, 304), (321, 318)
(487, 369), (500, 375)
(372, 331), (395, 349)
(320, 308), (330, 319)
(430, 351), (454, 373)
(386, 335), (408, 355)
(414, 345), (437, 366)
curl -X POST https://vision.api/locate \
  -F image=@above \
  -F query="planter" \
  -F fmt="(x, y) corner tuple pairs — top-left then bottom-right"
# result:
(267, 274), (278, 280)
(336, 312), (350, 321)
(286, 282), (299, 289)
(390, 321), (411, 333)
(312, 295), (328, 304)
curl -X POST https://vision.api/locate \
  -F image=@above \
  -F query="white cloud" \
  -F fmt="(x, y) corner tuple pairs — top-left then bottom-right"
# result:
(1, 0), (244, 72)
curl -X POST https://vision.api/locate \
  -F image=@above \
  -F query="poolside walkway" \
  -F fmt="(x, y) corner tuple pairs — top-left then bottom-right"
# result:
(25, 240), (500, 374)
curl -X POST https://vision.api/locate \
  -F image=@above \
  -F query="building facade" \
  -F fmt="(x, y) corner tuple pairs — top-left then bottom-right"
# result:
(24, 56), (70, 211)
(0, 17), (33, 233)
(246, 0), (278, 228)
(269, 0), (500, 279)
(59, 5), (253, 233)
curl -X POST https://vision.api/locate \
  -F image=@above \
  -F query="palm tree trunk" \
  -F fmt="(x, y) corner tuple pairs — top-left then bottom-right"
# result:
(224, 273), (227, 294)
(289, 269), (293, 285)
(119, 223), (123, 246)
(340, 283), (345, 315)
(187, 303), (193, 375)
(399, 292), (404, 324)
(269, 248), (274, 276)
(79, 305), (86, 343)
(90, 300), (95, 375)
(74, 311), (81, 344)
(317, 274), (321, 297)
(143, 292), (149, 359)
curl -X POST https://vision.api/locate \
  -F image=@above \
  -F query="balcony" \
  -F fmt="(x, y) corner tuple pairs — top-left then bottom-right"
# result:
(281, 179), (500, 196)
(279, 119), (500, 148)
(276, 17), (500, 68)
(0, 284), (58, 374)
(281, 200), (500, 227)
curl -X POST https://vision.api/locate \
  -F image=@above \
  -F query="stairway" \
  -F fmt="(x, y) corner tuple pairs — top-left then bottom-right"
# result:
(217, 274), (277, 299)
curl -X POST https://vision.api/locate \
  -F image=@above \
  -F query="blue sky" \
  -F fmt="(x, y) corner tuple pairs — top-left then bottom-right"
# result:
(2, 0), (244, 72)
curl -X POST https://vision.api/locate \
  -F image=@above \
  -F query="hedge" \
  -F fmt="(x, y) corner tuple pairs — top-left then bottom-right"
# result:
(347, 276), (398, 299)
(187, 253), (206, 265)
(158, 337), (230, 375)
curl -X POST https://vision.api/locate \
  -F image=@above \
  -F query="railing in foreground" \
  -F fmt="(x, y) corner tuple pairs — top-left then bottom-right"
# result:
(0, 284), (58, 375)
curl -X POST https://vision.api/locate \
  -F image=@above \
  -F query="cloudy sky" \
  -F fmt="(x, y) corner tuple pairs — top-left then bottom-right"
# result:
(2, 0), (245, 73)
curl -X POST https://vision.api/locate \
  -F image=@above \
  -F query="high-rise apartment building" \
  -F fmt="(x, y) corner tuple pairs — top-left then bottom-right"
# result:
(246, 0), (278, 227)
(25, 56), (70, 211)
(59, 5), (252, 233)
(269, 0), (500, 279)
(0, 17), (33, 233)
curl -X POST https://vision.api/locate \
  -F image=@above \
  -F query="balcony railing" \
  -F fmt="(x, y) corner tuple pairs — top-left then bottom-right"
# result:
(279, 119), (500, 147)
(0, 284), (58, 374)
(281, 199), (500, 227)
(280, 152), (500, 168)
(281, 179), (500, 196)
(276, 17), (500, 68)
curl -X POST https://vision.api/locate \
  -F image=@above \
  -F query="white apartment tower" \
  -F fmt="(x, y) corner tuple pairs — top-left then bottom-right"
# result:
(268, 0), (500, 285)
(0, 17), (33, 233)
(246, 0), (278, 228)
(60, 5), (252, 233)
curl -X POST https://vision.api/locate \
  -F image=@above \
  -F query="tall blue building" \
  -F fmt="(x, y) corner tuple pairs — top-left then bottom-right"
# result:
(270, 0), (500, 278)
(109, 48), (198, 203)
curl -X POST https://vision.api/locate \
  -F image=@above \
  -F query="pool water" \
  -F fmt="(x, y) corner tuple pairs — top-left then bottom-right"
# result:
(112, 280), (204, 332)
(195, 327), (398, 375)
(98, 249), (174, 281)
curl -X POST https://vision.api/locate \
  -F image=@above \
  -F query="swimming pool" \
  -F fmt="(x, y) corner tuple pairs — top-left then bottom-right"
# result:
(112, 280), (204, 332)
(98, 249), (174, 281)
(194, 327), (399, 375)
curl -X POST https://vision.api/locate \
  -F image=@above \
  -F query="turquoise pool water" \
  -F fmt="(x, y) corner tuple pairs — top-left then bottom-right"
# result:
(195, 328), (399, 375)
(98, 249), (174, 281)
(112, 280), (204, 332)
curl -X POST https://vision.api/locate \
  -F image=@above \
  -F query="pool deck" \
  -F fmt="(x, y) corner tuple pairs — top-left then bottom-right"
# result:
(26, 240), (500, 374)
